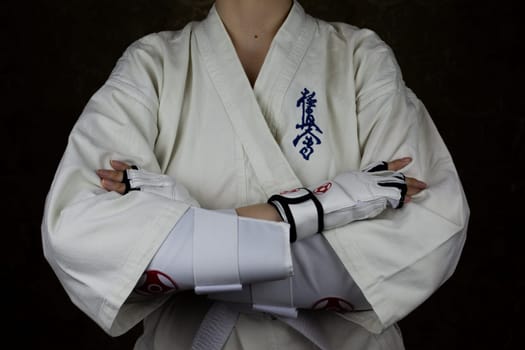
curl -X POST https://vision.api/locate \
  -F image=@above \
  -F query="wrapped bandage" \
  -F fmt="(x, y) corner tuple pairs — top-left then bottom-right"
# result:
(268, 164), (407, 240)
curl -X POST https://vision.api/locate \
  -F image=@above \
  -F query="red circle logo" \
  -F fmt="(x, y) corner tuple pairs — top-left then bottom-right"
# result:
(135, 270), (179, 295)
(280, 188), (301, 195)
(314, 182), (332, 194)
(312, 297), (354, 313)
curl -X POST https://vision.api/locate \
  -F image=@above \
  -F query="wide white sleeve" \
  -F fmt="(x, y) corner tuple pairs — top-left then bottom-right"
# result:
(41, 34), (193, 336)
(323, 29), (470, 333)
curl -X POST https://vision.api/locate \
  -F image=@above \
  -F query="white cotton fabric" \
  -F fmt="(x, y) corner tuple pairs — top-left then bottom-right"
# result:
(42, 1), (469, 348)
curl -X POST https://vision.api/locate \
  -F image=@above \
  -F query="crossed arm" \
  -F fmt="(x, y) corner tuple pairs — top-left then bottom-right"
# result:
(96, 157), (427, 314)
(97, 158), (426, 220)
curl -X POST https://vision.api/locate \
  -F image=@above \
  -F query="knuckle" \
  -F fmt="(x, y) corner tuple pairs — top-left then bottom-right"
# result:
(110, 171), (122, 182)
(118, 183), (126, 194)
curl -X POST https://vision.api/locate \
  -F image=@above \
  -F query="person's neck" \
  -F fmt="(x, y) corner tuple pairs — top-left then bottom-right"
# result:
(215, 0), (293, 41)
(214, 0), (293, 86)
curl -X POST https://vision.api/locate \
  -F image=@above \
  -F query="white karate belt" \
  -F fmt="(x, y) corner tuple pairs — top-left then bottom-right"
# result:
(191, 301), (331, 350)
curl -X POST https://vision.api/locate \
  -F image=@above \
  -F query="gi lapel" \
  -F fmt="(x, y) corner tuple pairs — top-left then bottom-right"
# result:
(194, 2), (316, 196)
(252, 2), (317, 137)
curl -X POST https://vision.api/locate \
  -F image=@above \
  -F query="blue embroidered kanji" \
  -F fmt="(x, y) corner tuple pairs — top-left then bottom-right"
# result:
(293, 88), (323, 160)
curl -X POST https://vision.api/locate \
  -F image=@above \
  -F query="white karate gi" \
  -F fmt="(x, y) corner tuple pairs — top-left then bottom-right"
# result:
(41, 1), (469, 349)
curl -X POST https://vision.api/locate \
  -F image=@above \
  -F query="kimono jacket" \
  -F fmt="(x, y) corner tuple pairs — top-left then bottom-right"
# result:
(42, 1), (469, 348)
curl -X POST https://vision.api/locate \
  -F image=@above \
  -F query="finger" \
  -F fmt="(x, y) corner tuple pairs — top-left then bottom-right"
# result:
(406, 177), (427, 196)
(110, 160), (131, 171)
(96, 169), (125, 183)
(101, 178), (126, 194)
(387, 157), (412, 171)
(406, 177), (427, 189)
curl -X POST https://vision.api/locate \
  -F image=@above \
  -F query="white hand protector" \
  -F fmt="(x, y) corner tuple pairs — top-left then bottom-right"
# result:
(268, 162), (407, 241)
(123, 166), (200, 207)
(210, 234), (371, 318)
(134, 208), (293, 296)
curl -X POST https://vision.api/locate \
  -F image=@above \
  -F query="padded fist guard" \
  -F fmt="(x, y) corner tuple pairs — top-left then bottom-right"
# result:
(124, 167), (199, 206)
(268, 162), (407, 241)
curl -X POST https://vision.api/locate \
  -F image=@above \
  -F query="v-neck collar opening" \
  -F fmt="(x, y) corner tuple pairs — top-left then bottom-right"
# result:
(202, 1), (308, 91)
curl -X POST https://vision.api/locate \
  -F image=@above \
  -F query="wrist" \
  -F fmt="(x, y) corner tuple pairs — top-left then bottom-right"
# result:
(236, 203), (283, 222)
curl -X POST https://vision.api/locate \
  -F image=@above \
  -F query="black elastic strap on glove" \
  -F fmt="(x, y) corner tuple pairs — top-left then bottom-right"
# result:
(363, 161), (388, 173)
(378, 172), (407, 208)
(268, 188), (324, 242)
(122, 165), (139, 194)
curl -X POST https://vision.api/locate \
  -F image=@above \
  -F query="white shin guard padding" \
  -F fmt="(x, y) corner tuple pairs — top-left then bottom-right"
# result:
(209, 234), (371, 317)
(135, 208), (293, 296)
(269, 169), (407, 240)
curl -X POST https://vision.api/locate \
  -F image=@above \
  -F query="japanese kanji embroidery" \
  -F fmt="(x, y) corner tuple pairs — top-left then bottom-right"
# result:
(293, 88), (323, 160)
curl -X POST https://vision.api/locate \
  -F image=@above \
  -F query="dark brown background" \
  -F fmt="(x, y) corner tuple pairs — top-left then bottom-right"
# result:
(2, 0), (523, 348)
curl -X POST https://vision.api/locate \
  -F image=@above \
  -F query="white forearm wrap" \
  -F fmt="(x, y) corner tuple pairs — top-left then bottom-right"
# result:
(209, 234), (371, 317)
(194, 209), (241, 293)
(126, 167), (200, 207)
(134, 208), (293, 296)
(252, 278), (297, 318)
(208, 271), (297, 318)
(268, 168), (406, 240)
